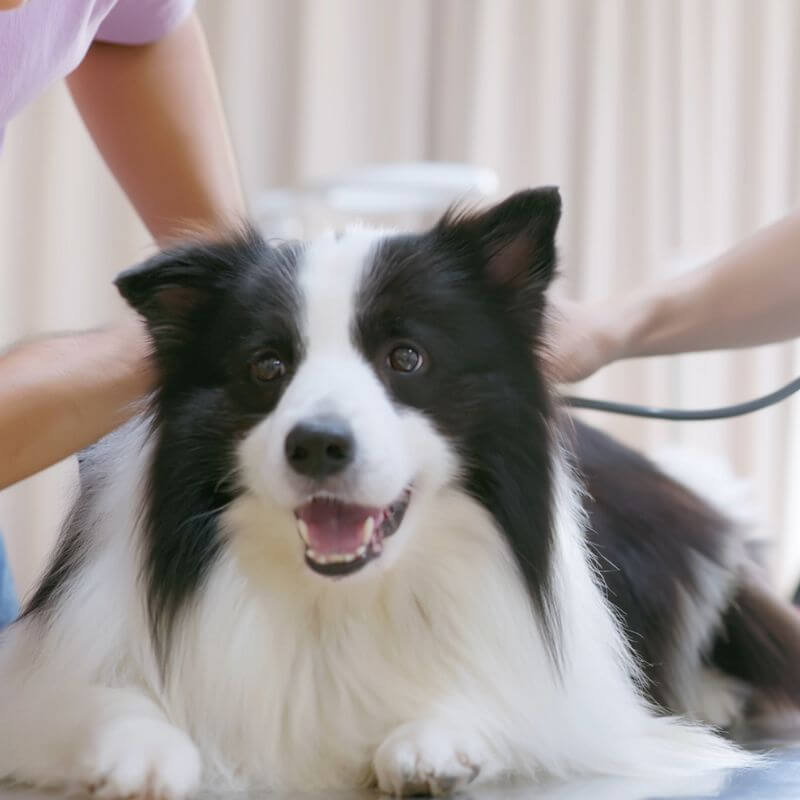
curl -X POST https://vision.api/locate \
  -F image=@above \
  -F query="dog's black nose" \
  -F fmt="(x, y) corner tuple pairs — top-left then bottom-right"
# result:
(285, 416), (355, 479)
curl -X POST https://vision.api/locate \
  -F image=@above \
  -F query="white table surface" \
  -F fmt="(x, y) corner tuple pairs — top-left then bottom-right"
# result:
(2, 745), (799, 800)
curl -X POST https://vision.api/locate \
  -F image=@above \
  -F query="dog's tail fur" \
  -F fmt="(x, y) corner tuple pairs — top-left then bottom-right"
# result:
(636, 440), (800, 738)
(712, 571), (800, 709)
(653, 445), (800, 729)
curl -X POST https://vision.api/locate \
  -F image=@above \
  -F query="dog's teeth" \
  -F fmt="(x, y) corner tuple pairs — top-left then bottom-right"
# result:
(329, 552), (356, 563)
(307, 548), (360, 565)
(307, 549), (330, 565)
(356, 544), (367, 557)
(360, 516), (375, 545)
(297, 519), (310, 545)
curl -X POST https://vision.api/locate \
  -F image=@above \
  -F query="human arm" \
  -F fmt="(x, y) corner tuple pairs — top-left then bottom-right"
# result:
(1, 11), (245, 487)
(545, 210), (800, 383)
(66, 10), (245, 243)
(0, 321), (153, 490)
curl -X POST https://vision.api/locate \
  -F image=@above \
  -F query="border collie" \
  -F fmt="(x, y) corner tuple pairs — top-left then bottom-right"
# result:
(2, 188), (799, 798)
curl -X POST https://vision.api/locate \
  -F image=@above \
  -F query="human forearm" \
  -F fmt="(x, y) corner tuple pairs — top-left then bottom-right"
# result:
(545, 210), (800, 383)
(616, 212), (800, 360)
(0, 322), (153, 490)
(67, 12), (245, 244)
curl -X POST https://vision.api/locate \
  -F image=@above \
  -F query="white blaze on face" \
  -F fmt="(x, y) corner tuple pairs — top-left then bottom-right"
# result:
(240, 230), (411, 510)
(299, 230), (378, 361)
(236, 228), (459, 574)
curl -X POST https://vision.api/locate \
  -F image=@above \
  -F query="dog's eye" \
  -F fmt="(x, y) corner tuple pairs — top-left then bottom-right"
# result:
(251, 352), (286, 383)
(387, 345), (423, 374)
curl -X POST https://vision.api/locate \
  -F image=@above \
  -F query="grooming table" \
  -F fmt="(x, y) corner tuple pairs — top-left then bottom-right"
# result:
(1, 745), (799, 800)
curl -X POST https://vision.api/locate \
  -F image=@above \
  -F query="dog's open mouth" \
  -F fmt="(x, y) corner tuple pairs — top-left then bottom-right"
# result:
(294, 489), (411, 576)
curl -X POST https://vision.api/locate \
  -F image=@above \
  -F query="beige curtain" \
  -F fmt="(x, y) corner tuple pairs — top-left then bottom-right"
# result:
(2, 0), (799, 597)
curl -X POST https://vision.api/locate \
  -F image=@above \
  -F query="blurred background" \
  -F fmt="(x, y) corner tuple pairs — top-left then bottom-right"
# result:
(1, 0), (800, 599)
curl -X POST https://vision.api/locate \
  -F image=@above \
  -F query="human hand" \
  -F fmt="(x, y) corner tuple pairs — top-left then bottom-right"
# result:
(107, 313), (155, 393)
(540, 294), (623, 384)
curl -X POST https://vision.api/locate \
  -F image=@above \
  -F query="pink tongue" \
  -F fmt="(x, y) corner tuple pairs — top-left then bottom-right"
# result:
(296, 499), (379, 555)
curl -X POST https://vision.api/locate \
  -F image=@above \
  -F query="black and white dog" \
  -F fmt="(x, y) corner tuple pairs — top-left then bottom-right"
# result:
(2, 188), (799, 797)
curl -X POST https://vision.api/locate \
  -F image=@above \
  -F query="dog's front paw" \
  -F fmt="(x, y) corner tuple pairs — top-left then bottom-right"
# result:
(374, 721), (489, 796)
(76, 716), (201, 800)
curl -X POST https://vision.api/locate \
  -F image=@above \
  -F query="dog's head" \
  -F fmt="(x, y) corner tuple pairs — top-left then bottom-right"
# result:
(117, 188), (561, 645)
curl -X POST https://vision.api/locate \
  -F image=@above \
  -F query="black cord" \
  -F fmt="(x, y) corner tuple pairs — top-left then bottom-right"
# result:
(562, 375), (800, 421)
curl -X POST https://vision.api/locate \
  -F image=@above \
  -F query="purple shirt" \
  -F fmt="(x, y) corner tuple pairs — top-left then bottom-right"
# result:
(0, 0), (195, 145)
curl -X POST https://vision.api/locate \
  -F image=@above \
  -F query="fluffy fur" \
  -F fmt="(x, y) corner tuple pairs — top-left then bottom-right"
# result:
(1, 188), (797, 798)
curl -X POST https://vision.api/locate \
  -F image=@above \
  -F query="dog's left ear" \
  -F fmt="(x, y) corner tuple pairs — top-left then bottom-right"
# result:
(437, 187), (561, 292)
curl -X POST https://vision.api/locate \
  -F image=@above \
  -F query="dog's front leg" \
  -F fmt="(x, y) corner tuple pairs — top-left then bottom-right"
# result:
(0, 680), (201, 800)
(373, 708), (506, 797)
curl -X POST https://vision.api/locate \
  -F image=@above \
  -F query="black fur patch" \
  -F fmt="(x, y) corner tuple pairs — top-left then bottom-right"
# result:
(116, 229), (304, 666)
(574, 417), (800, 715)
(569, 420), (737, 709)
(19, 523), (87, 621)
(712, 576), (800, 708)
(356, 189), (564, 661)
(19, 453), (100, 620)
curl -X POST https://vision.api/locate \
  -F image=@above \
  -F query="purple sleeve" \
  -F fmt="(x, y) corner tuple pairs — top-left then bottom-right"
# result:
(95, 0), (196, 45)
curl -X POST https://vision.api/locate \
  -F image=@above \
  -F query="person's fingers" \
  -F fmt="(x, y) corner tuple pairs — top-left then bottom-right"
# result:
(540, 296), (612, 384)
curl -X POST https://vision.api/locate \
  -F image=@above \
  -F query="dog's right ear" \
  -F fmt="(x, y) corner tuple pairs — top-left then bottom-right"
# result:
(115, 227), (265, 351)
(115, 248), (216, 325)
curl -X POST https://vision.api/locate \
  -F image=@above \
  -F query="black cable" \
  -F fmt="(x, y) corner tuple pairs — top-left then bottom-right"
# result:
(562, 375), (800, 421)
